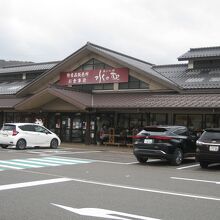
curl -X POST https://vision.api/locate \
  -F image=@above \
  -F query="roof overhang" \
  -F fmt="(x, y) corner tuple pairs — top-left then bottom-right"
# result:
(0, 98), (24, 109)
(15, 87), (91, 111)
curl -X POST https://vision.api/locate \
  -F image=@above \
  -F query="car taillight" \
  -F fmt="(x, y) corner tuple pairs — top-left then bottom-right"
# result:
(132, 135), (146, 139)
(149, 136), (172, 141)
(12, 129), (19, 136)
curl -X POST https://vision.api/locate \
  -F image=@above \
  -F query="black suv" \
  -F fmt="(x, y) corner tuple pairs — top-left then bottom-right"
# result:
(196, 128), (220, 168)
(133, 126), (197, 165)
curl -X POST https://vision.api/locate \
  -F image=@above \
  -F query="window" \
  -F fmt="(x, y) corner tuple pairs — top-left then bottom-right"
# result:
(205, 115), (215, 128)
(2, 124), (15, 131)
(194, 59), (220, 69)
(188, 115), (202, 131)
(174, 114), (203, 131)
(119, 75), (149, 90)
(175, 115), (187, 126)
(173, 128), (187, 136)
(73, 83), (113, 91)
(150, 113), (167, 125)
(77, 58), (112, 71)
(72, 59), (113, 91)
(34, 125), (48, 133)
(19, 125), (35, 132)
(0, 74), (22, 82)
(26, 72), (41, 80)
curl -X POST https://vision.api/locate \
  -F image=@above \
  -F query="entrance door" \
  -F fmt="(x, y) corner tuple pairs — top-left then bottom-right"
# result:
(71, 116), (83, 142)
(61, 115), (71, 142)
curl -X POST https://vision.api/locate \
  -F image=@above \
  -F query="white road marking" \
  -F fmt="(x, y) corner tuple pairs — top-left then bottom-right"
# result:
(51, 204), (160, 220)
(94, 160), (136, 165)
(2, 166), (219, 202)
(176, 164), (200, 170)
(67, 178), (220, 201)
(0, 160), (43, 168)
(0, 163), (24, 169)
(0, 178), (72, 191)
(92, 159), (159, 165)
(46, 156), (93, 163)
(171, 177), (220, 184)
(27, 150), (102, 155)
(0, 156), (94, 171)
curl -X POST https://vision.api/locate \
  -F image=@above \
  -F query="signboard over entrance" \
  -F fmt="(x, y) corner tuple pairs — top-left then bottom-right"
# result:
(59, 68), (128, 85)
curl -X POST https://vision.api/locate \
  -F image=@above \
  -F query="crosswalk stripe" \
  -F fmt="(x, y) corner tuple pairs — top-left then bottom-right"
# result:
(37, 158), (77, 165)
(13, 159), (60, 167)
(0, 160), (40, 168)
(27, 157), (91, 166)
(0, 156), (93, 171)
(11, 159), (44, 168)
(45, 157), (92, 164)
(25, 158), (62, 166)
(0, 163), (24, 170)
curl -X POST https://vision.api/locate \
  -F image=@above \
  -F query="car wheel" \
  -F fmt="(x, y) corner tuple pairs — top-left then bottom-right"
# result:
(1, 145), (8, 149)
(136, 156), (148, 164)
(171, 148), (183, 166)
(200, 161), (209, 169)
(16, 139), (26, 150)
(50, 138), (58, 149)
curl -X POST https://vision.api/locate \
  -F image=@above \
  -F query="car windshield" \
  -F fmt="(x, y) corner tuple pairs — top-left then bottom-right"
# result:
(199, 131), (220, 141)
(2, 124), (15, 131)
(138, 127), (170, 136)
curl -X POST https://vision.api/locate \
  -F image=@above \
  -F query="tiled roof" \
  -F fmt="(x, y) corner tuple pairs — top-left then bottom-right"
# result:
(51, 87), (92, 107)
(178, 46), (220, 61)
(0, 98), (24, 108)
(88, 42), (179, 88)
(0, 81), (30, 95)
(0, 61), (59, 74)
(92, 93), (220, 108)
(153, 64), (220, 89)
(16, 87), (220, 109)
(0, 60), (33, 68)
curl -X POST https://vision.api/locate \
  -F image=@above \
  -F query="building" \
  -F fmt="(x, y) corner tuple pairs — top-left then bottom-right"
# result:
(1, 42), (220, 144)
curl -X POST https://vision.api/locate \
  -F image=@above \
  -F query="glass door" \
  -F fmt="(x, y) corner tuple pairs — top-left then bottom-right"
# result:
(72, 115), (83, 142)
(61, 115), (71, 142)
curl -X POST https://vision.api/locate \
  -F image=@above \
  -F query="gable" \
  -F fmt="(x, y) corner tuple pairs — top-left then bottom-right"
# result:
(16, 42), (180, 97)
(56, 56), (172, 92)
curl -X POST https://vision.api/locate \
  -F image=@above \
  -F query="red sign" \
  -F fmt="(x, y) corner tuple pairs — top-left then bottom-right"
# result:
(59, 68), (128, 85)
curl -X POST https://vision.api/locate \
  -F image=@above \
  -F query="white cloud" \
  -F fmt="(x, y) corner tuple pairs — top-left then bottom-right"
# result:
(0, 0), (220, 64)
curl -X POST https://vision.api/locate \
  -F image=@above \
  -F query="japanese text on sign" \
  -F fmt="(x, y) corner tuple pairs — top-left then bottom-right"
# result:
(59, 68), (128, 85)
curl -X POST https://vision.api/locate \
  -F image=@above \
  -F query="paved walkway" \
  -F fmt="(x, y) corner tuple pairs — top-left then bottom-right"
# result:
(60, 142), (133, 152)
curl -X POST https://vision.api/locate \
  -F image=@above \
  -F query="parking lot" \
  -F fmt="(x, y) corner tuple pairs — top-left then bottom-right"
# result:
(0, 145), (220, 220)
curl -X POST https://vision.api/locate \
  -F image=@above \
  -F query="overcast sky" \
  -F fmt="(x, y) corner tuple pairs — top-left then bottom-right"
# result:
(0, 0), (220, 65)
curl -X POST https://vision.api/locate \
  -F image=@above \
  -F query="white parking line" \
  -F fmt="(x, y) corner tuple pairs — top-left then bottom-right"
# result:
(171, 177), (220, 184)
(0, 178), (72, 191)
(176, 164), (200, 170)
(1, 175), (220, 201)
(68, 177), (220, 201)
(94, 160), (134, 165)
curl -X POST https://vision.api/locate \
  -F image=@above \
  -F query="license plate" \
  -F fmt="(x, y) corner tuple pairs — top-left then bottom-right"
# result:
(144, 139), (153, 144)
(209, 146), (219, 152)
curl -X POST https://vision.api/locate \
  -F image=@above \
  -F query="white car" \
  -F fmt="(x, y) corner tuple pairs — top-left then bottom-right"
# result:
(0, 123), (61, 150)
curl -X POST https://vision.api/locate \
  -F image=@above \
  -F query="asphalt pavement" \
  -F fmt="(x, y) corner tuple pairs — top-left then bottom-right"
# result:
(0, 144), (220, 220)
